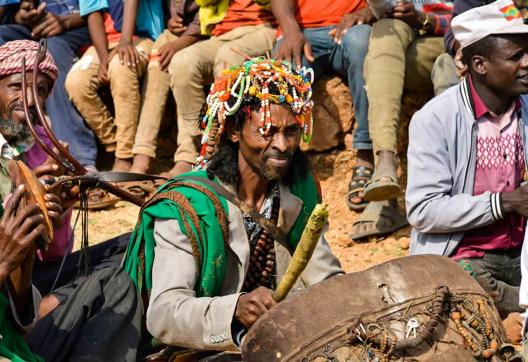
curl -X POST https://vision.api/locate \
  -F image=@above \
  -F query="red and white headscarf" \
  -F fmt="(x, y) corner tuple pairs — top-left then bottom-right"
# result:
(0, 40), (58, 86)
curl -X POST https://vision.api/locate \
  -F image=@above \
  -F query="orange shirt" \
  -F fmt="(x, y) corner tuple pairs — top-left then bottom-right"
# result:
(295, 0), (367, 28)
(212, 0), (275, 37)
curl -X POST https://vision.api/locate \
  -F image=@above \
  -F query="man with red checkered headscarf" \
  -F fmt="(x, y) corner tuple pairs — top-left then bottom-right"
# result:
(0, 40), (142, 361)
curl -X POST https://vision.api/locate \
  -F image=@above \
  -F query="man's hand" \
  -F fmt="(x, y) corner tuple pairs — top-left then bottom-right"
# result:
(158, 39), (187, 70)
(274, 30), (314, 69)
(33, 149), (79, 220)
(115, 40), (139, 68)
(503, 312), (523, 344)
(167, 15), (186, 36)
(390, 1), (422, 29)
(329, 8), (375, 44)
(502, 185), (528, 216)
(15, 1), (46, 28)
(31, 11), (67, 38)
(0, 185), (44, 282)
(234, 286), (277, 329)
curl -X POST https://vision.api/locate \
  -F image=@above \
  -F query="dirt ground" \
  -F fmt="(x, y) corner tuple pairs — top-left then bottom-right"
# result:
(72, 148), (411, 273)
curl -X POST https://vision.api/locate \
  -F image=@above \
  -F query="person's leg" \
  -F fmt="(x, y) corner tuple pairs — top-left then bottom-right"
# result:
(273, 27), (332, 80)
(27, 267), (142, 362)
(65, 46), (116, 154)
(166, 38), (220, 176)
(0, 23), (32, 44)
(403, 36), (446, 93)
(131, 30), (175, 173)
(32, 232), (132, 297)
(431, 52), (460, 95)
(364, 18), (416, 202)
(107, 38), (153, 171)
(212, 23), (276, 77)
(330, 24), (374, 210)
(461, 255), (522, 316)
(46, 28), (98, 167)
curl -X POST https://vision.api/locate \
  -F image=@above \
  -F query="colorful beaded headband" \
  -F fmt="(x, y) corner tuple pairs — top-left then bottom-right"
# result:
(197, 57), (315, 168)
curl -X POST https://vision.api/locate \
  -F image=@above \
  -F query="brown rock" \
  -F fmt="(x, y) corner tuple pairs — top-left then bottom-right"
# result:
(302, 76), (355, 152)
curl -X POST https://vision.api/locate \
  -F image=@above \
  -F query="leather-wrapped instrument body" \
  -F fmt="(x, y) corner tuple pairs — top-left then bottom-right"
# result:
(242, 255), (516, 362)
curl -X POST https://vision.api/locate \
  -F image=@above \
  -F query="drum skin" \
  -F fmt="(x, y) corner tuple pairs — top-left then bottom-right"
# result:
(242, 255), (508, 362)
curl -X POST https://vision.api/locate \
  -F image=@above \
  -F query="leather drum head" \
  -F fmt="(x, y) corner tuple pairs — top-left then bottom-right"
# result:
(8, 160), (53, 250)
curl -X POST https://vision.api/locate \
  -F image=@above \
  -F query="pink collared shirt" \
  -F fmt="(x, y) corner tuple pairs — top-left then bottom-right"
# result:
(453, 77), (525, 260)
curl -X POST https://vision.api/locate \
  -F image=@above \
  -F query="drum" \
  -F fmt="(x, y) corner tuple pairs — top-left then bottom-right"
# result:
(242, 255), (518, 361)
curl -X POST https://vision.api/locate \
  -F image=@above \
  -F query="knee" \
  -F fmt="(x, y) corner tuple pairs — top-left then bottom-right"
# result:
(108, 58), (140, 95)
(371, 18), (410, 37)
(167, 49), (198, 88)
(214, 45), (243, 71)
(341, 25), (372, 59)
(65, 68), (93, 102)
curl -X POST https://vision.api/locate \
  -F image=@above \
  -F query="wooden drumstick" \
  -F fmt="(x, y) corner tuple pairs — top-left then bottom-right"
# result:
(273, 204), (329, 302)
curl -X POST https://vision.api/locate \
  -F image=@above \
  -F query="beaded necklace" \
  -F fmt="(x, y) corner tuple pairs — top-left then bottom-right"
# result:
(242, 185), (280, 292)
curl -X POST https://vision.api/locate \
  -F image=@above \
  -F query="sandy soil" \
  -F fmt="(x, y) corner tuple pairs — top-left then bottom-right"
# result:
(72, 149), (410, 273)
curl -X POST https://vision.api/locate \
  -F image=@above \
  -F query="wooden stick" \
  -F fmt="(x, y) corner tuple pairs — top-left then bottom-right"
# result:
(273, 204), (329, 302)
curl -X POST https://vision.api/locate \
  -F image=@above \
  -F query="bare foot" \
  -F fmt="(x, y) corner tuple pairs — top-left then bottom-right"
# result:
(503, 312), (523, 344)
(112, 158), (133, 172)
(39, 294), (61, 319)
(159, 161), (193, 178)
(130, 154), (152, 174)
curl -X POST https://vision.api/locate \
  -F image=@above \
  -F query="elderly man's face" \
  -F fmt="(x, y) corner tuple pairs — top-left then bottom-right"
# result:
(482, 35), (528, 96)
(233, 103), (302, 181)
(0, 72), (49, 143)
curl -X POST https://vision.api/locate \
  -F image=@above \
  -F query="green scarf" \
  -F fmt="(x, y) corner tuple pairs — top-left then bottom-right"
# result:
(0, 293), (43, 362)
(195, 0), (271, 35)
(124, 167), (320, 298)
(0, 204), (43, 362)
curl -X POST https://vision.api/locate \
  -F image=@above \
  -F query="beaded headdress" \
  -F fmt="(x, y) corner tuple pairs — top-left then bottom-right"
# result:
(197, 57), (315, 169)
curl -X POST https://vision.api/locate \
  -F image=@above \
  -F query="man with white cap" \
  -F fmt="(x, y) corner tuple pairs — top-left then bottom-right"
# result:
(406, 0), (528, 339)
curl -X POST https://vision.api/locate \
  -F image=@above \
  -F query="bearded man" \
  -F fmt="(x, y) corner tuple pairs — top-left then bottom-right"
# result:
(0, 39), (142, 361)
(125, 58), (343, 351)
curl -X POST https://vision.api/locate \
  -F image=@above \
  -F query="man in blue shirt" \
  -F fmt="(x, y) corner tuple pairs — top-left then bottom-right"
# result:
(0, 0), (97, 169)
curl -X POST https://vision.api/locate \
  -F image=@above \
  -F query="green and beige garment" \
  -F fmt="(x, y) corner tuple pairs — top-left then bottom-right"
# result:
(123, 168), (321, 299)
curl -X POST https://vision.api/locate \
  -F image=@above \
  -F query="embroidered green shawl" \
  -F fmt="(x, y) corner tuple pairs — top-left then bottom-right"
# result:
(123, 167), (320, 298)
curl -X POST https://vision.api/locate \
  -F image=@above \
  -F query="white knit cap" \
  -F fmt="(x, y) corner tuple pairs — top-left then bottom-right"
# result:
(452, 0), (528, 49)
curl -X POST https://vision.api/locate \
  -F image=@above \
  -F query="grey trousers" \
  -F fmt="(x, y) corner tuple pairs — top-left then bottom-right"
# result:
(26, 266), (142, 361)
(462, 250), (522, 316)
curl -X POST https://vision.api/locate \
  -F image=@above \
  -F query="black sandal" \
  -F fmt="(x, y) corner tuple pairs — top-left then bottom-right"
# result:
(346, 165), (373, 211)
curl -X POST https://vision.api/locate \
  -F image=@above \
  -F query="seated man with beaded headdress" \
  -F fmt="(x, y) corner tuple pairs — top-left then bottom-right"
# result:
(124, 58), (343, 351)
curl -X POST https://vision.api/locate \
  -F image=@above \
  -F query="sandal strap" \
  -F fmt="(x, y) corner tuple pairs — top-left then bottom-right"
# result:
(352, 165), (373, 179)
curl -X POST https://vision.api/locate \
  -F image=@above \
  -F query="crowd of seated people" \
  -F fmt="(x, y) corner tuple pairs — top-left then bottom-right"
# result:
(3, 0), (528, 359)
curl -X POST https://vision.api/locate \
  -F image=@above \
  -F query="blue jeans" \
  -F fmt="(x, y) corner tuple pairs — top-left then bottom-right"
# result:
(276, 25), (372, 150)
(0, 24), (97, 166)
